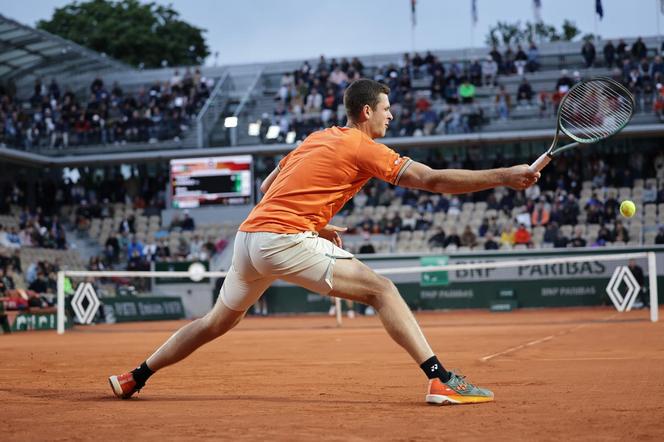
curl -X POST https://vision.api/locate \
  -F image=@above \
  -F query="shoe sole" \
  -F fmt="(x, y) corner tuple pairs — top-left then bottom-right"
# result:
(426, 394), (494, 405)
(109, 375), (131, 399)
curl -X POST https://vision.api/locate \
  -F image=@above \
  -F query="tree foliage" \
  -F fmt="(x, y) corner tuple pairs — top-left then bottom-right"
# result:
(485, 20), (582, 47)
(37, 0), (210, 68)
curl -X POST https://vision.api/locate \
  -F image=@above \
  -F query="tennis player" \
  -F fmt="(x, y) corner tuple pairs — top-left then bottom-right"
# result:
(110, 79), (539, 405)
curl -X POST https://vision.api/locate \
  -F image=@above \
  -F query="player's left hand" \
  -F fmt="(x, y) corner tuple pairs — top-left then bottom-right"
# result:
(319, 224), (347, 248)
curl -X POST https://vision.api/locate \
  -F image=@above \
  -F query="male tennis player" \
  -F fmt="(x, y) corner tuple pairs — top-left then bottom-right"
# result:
(110, 79), (539, 405)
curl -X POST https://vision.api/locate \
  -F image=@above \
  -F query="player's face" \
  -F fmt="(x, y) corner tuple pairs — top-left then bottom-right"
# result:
(368, 93), (393, 138)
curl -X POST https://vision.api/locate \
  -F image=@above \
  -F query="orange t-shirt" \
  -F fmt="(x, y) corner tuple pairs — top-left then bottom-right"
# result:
(240, 127), (412, 233)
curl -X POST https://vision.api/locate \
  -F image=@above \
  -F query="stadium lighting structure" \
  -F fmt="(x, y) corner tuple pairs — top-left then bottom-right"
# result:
(266, 125), (280, 140)
(248, 122), (261, 136)
(224, 116), (238, 128)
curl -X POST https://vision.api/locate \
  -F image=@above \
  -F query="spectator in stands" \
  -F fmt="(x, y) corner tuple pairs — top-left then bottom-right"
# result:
(531, 200), (550, 227)
(652, 83), (664, 122)
(87, 256), (105, 271)
(503, 46), (516, 75)
(514, 45), (528, 76)
(418, 104), (438, 136)
(595, 225), (612, 246)
(0, 267), (14, 296)
(104, 234), (120, 264)
(28, 271), (49, 294)
(458, 79), (476, 104)
(175, 237), (189, 258)
(650, 56), (664, 82)
(556, 70), (574, 92)
(631, 37), (648, 60)
(570, 226), (587, 248)
(443, 226), (461, 249)
(118, 215), (135, 234)
(514, 223), (532, 247)
(126, 236), (144, 262)
(484, 231), (499, 250)
(438, 105), (463, 134)
(603, 192), (620, 220)
(428, 227), (446, 248)
(460, 225), (477, 248)
(430, 68), (446, 100)
(543, 222), (559, 244)
(400, 207), (418, 231)
(155, 238), (171, 259)
(616, 39), (628, 60)
(494, 85), (511, 120)
(613, 220), (629, 243)
(517, 78), (534, 107)
(655, 226), (664, 244)
(127, 247), (149, 273)
(527, 42), (540, 73)
(482, 56), (498, 86)
(538, 88), (551, 118)
(201, 237), (217, 260)
(358, 232), (376, 254)
(143, 237), (158, 262)
(500, 224), (515, 248)
(468, 59), (482, 86)
(551, 229), (568, 248)
(562, 194), (580, 225)
(489, 45), (503, 72)
(603, 40), (616, 68)
(581, 40), (597, 68)
(188, 234), (205, 260)
(181, 210), (195, 231)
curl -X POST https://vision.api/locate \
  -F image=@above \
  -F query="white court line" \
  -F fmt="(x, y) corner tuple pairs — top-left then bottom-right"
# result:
(481, 336), (554, 362)
(480, 312), (621, 362)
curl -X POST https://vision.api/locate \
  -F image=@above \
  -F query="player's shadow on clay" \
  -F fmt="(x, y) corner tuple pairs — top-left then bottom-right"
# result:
(120, 394), (416, 406)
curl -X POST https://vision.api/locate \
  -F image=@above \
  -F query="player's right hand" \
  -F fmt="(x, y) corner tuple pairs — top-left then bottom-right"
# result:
(319, 224), (347, 248)
(503, 165), (540, 190)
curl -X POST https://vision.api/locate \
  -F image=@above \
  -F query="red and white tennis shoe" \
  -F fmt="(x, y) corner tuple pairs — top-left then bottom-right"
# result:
(109, 372), (141, 399)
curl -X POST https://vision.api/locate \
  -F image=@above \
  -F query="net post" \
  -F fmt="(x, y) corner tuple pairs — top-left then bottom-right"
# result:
(648, 252), (658, 323)
(335, 297), (342, 327)
(57, 271), (65, 334)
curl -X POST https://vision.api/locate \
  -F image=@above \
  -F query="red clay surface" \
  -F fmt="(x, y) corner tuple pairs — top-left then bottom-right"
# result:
(1, 306), (663, 441)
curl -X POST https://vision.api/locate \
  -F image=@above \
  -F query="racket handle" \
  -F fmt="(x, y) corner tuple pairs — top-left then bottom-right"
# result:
(529, 153), (552, 173)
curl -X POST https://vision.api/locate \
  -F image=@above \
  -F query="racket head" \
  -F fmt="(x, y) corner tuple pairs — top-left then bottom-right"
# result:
(555, 77), (635, 149)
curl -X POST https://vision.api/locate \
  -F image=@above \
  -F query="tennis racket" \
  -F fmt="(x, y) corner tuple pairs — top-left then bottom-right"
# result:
(529, 77), (635, 173)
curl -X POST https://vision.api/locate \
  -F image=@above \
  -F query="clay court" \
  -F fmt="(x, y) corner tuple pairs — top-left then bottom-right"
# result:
(2, 306), (663, 441)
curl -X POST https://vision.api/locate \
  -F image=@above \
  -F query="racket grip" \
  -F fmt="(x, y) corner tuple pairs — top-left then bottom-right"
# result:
(528, 153), (552, 173)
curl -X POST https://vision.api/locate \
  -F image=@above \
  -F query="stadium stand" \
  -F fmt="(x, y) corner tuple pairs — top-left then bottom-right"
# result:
(0, 13), (663, 298)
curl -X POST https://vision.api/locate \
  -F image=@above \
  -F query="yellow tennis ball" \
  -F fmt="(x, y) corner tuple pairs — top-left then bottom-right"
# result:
(620, 200), (636, 218)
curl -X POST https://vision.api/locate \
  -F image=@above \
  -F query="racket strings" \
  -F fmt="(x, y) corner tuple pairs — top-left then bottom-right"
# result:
(561, 96), (630, 137)
(559, 81), (633, 142)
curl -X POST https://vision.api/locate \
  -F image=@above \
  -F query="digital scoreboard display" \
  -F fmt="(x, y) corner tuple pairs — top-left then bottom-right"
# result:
(170, 155), (253, 208)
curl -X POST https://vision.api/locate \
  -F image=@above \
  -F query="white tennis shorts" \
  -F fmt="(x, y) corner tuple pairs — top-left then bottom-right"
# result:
(218, 231), (354, 311)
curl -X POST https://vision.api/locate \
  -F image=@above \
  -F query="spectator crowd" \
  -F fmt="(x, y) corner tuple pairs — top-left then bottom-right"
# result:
(0, 68), (213, 149)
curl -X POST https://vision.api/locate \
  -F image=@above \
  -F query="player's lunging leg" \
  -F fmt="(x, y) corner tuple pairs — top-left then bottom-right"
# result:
(109, 299), (244, 399)
(329, 258), (494, 405)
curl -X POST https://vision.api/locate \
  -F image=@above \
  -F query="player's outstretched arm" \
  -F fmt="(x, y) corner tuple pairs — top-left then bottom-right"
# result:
(398, 161), (539, 194)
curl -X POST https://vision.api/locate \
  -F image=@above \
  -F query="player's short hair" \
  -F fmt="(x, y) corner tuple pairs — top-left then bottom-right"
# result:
(343, 79), (390, 122)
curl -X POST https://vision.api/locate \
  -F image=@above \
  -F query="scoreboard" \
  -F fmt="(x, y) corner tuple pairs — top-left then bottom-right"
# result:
(170, 155), (253, 208)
